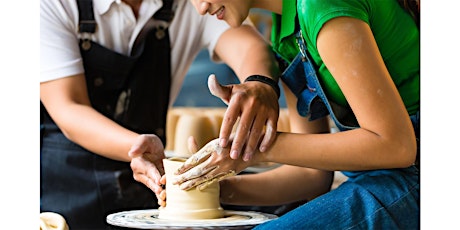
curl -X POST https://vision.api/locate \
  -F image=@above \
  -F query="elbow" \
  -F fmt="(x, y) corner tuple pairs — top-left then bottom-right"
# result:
(392, 134), (418, 168)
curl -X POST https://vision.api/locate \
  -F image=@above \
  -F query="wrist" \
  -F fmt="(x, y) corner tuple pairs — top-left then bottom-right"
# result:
(244, 75), (280, 99)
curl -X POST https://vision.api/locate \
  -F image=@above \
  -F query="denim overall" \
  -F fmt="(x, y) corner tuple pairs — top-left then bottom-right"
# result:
(255, 31), (420, 229)
(40, 0), (174, 229)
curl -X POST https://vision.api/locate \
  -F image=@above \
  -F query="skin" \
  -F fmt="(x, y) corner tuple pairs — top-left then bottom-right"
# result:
(162, 0), (417, 207)
(40, 0), (280, 197)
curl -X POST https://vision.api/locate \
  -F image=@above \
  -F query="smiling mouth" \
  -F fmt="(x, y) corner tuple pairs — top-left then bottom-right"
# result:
(210, 6), (224, 17)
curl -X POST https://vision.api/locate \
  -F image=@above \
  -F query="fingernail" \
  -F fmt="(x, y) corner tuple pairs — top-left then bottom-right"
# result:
(260, 145), (266, 152)
(230, 150), (238, 159)
(243, 153), (251, 162)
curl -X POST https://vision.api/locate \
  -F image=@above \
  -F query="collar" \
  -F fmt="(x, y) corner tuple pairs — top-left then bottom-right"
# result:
(93, 0), (157, 15)
(93, 0), (115, 15)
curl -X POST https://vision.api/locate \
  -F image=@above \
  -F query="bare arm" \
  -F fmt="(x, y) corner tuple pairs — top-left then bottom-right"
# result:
(255, 17), (417, 171)
(174, 17), (417, 203)
(40, 74), (138, 162)
(212, 24), (281, 161)
(176, 17), (417, 190)
(41, 74), (166, 194)
(220, 165), (333, 206)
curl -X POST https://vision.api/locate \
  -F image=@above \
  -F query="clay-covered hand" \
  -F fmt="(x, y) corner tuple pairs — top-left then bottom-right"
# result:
(207, 74), (279, 162)
(129, 134), (166, 195)
(173, 137), (251, 191)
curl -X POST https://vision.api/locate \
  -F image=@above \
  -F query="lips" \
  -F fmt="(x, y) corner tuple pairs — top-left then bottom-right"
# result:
(210, 6), (224, 19)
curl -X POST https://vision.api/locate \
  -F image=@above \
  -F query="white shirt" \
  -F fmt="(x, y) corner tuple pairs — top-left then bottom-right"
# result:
(40, 0), (230, 105)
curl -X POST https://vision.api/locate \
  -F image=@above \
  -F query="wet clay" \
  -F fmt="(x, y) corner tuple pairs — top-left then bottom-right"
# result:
(158, 158), (224, 220)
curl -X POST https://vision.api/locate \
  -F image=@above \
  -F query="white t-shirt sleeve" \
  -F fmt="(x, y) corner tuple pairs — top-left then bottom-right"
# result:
(40, 0), (84, 83)
(200, 17), (254, 63)
(199, 15), (231, 63)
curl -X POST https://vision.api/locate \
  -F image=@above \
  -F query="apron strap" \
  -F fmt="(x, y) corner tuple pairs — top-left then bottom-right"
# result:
(76, 0), (96, 33)
(132, 0), (175, 55)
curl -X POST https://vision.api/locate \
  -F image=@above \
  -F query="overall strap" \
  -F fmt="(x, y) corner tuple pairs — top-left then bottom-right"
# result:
(76, 0), (96, 50)
(76, 0), (96, 33)
(132, 0), (175, 55)
(282, 18), (359, 130)
(153, 0), (174, 22)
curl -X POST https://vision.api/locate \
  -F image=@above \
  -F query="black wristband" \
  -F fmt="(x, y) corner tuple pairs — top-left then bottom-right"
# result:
(244, 75), (280, 99)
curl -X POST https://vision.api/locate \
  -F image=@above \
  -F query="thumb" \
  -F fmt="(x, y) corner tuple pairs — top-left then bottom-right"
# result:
(208, 74), (231, 105)
(128, 143), (144, 158)
(187, 136), (199, 153)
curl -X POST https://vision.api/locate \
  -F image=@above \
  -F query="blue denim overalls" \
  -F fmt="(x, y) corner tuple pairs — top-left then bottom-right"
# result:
(255, 31), (420, 229)
(40, 0), (174, 229)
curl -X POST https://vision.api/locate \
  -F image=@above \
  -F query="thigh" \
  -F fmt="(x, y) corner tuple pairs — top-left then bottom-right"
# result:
(254, 167), (419, 230)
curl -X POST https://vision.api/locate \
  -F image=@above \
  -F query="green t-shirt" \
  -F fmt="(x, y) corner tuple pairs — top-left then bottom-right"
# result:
(271, 0), (420, 115)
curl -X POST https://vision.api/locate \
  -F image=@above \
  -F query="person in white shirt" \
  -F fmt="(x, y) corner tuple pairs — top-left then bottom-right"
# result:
(40, 0), (280, 228)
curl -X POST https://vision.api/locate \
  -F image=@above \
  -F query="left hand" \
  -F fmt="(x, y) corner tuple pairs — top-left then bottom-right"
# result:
(208, 74), (279, 161)
(173, 137), (252, 191)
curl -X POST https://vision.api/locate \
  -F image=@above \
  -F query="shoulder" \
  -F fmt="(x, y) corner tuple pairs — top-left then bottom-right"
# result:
(41, 0), (80, 35)
(298, 0), (379, 49)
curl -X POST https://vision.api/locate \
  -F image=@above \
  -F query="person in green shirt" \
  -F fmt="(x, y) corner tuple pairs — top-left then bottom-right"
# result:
(158, 0), (420, 228)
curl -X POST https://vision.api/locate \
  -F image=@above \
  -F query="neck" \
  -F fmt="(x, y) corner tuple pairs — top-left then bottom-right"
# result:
(122, 0), (143, 18)
(252, 0), (282, 14)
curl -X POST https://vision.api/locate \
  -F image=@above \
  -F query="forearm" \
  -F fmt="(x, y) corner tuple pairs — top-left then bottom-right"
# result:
(41, 76), (140, 162)
(254, 128), (416, 171)
(56, 104), (138, 162)
(220, 165), (333, 206)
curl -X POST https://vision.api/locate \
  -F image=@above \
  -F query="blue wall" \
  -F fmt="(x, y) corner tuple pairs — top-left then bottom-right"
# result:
(173, 49), (287, 108)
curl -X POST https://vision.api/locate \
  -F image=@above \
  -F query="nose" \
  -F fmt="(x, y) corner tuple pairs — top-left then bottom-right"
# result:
(198, 2), (210, 15)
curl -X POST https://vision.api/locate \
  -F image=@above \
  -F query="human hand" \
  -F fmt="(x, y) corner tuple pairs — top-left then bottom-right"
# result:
(172, 137), (251, 191)
(208, 74), (279, 161)
(128, 134), (166, 196)
(156, 175), (166, 207)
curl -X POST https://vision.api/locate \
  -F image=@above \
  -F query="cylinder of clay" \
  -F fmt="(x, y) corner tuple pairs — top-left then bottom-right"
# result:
(158, 158), (224, 220)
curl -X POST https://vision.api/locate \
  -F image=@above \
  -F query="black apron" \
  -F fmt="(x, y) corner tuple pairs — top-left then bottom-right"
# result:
(40, 0), (174, 229)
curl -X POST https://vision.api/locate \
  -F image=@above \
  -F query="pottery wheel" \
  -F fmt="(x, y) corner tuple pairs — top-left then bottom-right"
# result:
(106, 209), (277, 229)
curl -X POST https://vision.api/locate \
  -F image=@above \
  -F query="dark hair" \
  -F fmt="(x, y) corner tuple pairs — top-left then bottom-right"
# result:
(397, 0), (420, 27)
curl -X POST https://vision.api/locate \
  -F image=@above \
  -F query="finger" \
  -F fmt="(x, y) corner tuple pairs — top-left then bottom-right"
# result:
(259, 118), (277, 152)
(178, 169), (217, 191)
(208, 74), (232, 104)
(160, 174), (166, 185)
(179, 178), (201, 191)
(174, 163), (217, 185)
(157, 190), (166, 207)
(138, 174), (163, 194)
(187, 136), (199, 153)
(175, 155), (217, 185)
(219, 104), (240, 149)
(209, 74), (238, 148)
(228, 104), (255, 159)
(242, 115), (265, 161)
(147, 164), (163, 185)
(175, 151), (210, 174)
(175, 139), (218, 174)
(196, 170), (237, 191)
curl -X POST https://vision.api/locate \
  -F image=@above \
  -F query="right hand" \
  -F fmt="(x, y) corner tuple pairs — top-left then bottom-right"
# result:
(128, 134), (166, 196)
(208, 74), (279, 162)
